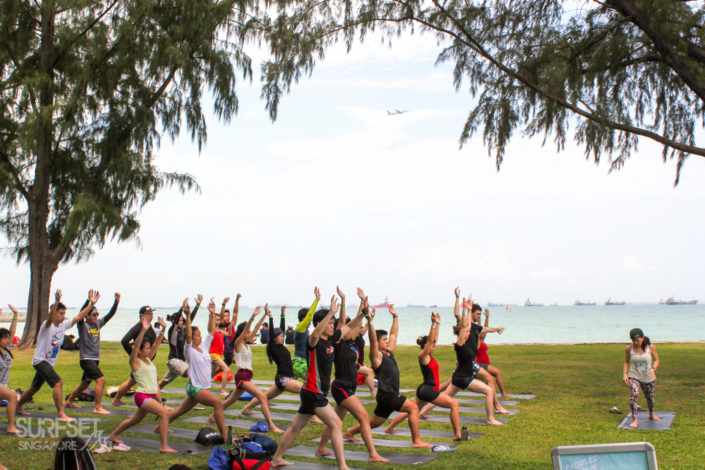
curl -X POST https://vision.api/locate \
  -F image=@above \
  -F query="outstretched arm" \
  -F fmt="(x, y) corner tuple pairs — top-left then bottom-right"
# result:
(130, 317), (151, 369)
(388, 305), (400, 351)
(337, 286), (346, 323)
(207, 300), (217, 336)
(251, 304), (268, 336)
(419, 312), (438, 364)
(7, 304), (20, 339)
(102, 292), (120, 324)
(185, 303), (194, 345)
(46, 290), (62, 328)
(149, 317), (167, 359)
(296, 286), (320, 333)
(279, 306), (286, 331)
(367, 308), (382, 369)
(309, 296), (338, 348)
(191, 294), (202, 322)
(339, 304), (364, 340)
(220, 297), (230, 317)
(73, 290), (99, 326)
(232, 293), (241, 325)
(234, 306), (261, 349)
(453, 287), (461, 324)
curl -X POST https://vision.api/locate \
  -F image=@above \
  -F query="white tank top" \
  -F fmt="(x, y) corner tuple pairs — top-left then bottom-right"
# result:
(627, 346), (654, 383)
(235, 343), (253, 371)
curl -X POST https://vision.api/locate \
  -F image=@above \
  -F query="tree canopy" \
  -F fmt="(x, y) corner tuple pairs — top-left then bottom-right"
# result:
(0, 0), (252, 346)
(255, 0), (705, 184)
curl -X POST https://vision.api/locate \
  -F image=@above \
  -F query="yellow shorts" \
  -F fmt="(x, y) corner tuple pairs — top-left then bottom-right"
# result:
(210, 353), (224, 362)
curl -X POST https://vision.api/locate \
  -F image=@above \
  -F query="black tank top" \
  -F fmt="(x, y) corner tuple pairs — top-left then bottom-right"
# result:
(420, 356), (440, 390)
(333, 339), (359, 382)
(374, 350), (400, 394)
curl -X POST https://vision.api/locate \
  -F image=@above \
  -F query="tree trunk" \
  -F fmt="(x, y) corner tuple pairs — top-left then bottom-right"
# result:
(19, 251), (57, 349)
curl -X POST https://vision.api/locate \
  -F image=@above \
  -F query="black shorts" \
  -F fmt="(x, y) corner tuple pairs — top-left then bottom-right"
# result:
(31, 361), (62, 390)
(330, 379), (357, 405)
(274, 374), (293, 391)
(451, 362), (481, 390)
(223, 350), (234, 366)
(416, 383), (440, 403)
(477, 362), (489, 370)
(80, 360), (104, 383)
(374, 390), (407, 419)
(299, 389), (329, 415)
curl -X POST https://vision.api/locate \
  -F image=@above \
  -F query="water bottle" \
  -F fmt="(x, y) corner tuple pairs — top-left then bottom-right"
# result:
(461, 425), (468, 441)
(226, 425), (232, 445)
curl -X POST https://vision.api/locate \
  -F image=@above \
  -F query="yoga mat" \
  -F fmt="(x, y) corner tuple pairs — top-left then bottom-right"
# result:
(224, 409), (297, 421)
(312, 436), (459, 448)
(160, 388), (188, 395)
(131, 424), (199, 441)
(272, 394), (374, 405)
(184, 416), (290, 432)
(284, 462), (371, 470)
(424, 406), (519, 415)
(454, 398), (520, 406)
(389, 412), (509, 425)
(617, 411), (675, 430)
(285, 445), (440, 465)
(69, 405), (143, 417)
(377, 427), (483, 440)
(455, 391), (535, 399)
(14, 410), (107, 421)
(118, 435), (211, 455)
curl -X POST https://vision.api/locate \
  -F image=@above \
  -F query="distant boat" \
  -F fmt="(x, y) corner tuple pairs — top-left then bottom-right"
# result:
(605, 298), (626, 306)
(487, 303), (504, 307)
(406, 304), (426, 308)
(574, 300), (597, 306)
(372, 296), (391, 309)
(429, 304), (438, 308)
(524, 299), (543, 307)
(663, 296), (697, 305)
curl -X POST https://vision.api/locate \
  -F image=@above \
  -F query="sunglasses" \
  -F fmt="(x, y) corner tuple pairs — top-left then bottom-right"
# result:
(631, 336), (642, 341)
(89, 313), (99, 317)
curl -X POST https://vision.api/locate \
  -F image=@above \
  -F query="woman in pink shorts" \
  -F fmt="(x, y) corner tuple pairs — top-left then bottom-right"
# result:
(107, 315), (176, 453)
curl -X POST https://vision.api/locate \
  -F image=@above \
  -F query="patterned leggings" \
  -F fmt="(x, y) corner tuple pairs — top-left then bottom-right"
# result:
(628, 378), (655, 415)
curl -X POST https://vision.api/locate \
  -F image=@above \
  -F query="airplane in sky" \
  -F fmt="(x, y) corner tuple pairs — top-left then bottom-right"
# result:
(386, 109), (408, 115)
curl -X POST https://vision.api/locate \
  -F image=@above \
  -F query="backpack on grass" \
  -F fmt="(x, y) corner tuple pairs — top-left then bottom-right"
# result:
(54, 437), (97, 470)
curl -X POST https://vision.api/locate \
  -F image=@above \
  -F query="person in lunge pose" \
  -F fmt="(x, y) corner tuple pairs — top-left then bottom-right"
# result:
(343, 305), (433, 448)
(270, 296), (354, 469)
(0, 304), (22, 434)
(160, 299), (227, 438)
(65, 290), (120, 415)
(209, 297), (232, 398)
(220, 305), (283, 433)
(383, 312), (462, 439)
(623, 328), (660, 428)
(112, 305), (161, 406)
(107, 315), (175, 453)
(476, 308), (512, 397)
(239, 305), (303, 415)
(17, 290), (87, 422)
(158, 296), (201, 389)
(316, 288), (389, 463)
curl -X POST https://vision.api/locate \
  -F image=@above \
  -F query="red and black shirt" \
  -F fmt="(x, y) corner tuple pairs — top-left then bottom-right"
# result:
(304, 329), (342, 395)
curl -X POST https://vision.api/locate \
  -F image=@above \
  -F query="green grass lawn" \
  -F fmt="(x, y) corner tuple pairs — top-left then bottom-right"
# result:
(0, 341), (703, 469)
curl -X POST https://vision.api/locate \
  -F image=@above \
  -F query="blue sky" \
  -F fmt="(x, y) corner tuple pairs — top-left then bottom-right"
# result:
(3, 33), (705, 308)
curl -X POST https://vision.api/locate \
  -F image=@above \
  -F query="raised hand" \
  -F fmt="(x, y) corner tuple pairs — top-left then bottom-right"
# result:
(55, 289), (62, 302)
(357, 287), (365, 300)
(183, 303), (191, 315)
(314, 286), (320, 300)
(368, 307), (376, 322)
(484, 308), (489, 317)
(388, 304), (397, 316)
(435, 312), (441, 324)
(195, 294), (203, 305)
(88, 289), (94, 300)
(252, 306), (261, 317)
(8, 304), (18, 314)
(223, 296), (231, 305)
(236, 293), (242, 300)
(208, 298), (216, 314)
(157, 316), (167, 330)
(265, 303), (272, 317)
(182, 297), (189, 309)
(115, 292), (121, 302)
(337, 286), (345, 301)
(281, 305), (286, 315)
(90, 291), (100, 304)
(455, 286), (460, 298)
(141, 316), (151, 330)
(330, 296), (339, 315)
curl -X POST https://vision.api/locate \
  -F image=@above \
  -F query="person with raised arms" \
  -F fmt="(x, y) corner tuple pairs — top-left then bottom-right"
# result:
(64, 290), (120, 415)
(17, 290), (87, 422)
(316, 288), (389, 463)
(107, 314), (174, 453)
(343, 304), (432, 448)
(158, 296), (201, 389)
(159, 299), (227, 439)
(239, 305), (301, 416)
(219, 305), (283, 433)
(112, 305), (161, 406)
(209, 297), (231, 398)
(383, 312), (462, 439)
(0, 304), (22, 434)
(292, 286), (320, 382)
(271, 296), (353, 469)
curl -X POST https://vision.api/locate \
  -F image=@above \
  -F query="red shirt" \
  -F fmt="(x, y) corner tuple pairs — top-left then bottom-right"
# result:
(209, 330), (224, 355)
(476, 341), (490, 364)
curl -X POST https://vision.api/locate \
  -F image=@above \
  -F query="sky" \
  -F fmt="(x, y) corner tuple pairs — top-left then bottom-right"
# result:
(3, 32), (705, 309)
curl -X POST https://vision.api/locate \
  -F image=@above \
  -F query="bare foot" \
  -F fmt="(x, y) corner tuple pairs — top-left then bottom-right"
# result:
(64, 401), (80, 409)
(16, 408), (30, 416)
(6, 427), (23, 435)
(112, 399), (127, 406)
(93, 407), (111, 415)
(315, 448), (334, 457)
(369, 455), (390, 463)
(160, 447), (178, 454)
(271, 425), (284, 434)
(384, 428), (401, 434)
(418, 413), (429, 420)
(241, 409), (255, 416)
(207, 414), (215, 424)
(271, 458), (295, 467)
(487, 418), (504, 426)
(220, 391), (229, 399)
(412, 440), (434, 448)
(495, 407), (512, 415)
(343, 433), (361, 443)
(108, 436), (124, 445)
(501, 393), (514, 398)
(58, 414), (75, 423)
(650, 415), (661, 421)
(629, 420), (639, 428)
(311, 416), (323, 424)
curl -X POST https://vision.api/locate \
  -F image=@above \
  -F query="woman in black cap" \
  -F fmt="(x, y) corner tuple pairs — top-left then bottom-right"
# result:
(623, 328), (660, 428)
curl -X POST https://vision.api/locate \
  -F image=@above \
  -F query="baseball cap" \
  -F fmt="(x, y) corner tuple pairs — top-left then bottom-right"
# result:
(139, 306), (155, 315)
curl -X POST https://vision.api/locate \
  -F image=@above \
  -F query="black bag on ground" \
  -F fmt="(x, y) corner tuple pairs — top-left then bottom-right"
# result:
(54, 436), (97, 470)
(227, 443), (272, 467)
(77, 388), (95, 402)
(246, 433), (276, 454)
(196, 426), (225, 446)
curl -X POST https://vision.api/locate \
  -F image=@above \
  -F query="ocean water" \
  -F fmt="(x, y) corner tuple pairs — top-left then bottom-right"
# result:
(3, 303), (703, 345)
